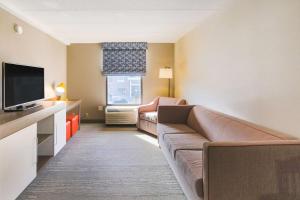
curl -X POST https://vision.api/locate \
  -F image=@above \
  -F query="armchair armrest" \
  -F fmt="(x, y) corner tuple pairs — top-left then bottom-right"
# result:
(203, 140), (300, 200)
(138, 97), (159, 113)
(157, 105), (194, 123)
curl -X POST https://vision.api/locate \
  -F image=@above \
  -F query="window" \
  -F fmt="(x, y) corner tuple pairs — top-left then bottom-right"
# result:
(107, 76), (142, 105)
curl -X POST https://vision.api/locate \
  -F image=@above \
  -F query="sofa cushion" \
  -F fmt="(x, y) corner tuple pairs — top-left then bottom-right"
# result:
(176, 150), (204, 198)
(187, 105), (286, 142)
(157, 123), (196, 143)
(164, 133), (209, 158)
(139, 112), (157, 123)
(158, 123), (196, 134)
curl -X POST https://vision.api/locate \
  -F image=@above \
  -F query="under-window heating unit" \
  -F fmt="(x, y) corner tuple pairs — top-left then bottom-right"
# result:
(105, 106), (138, 125)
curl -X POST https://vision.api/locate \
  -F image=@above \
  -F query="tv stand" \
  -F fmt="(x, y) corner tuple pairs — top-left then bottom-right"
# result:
(4, 103), (40, 112)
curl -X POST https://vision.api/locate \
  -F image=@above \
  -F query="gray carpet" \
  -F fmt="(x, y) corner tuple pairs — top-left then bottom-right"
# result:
(18, 124), (186, 200)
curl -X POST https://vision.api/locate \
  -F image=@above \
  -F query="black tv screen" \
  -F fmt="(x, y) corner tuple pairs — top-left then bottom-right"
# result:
(2, 63), (44, 109)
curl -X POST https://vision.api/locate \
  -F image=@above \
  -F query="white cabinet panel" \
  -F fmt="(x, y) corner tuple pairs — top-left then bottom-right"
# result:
(54, 109), (66, 155)
(0, 124), (37, 200)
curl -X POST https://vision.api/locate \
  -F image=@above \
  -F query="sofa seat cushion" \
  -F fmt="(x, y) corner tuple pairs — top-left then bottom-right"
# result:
(164, 133), (209, 158)
(140, 112), (158, 123)
(157, 123), (197, 144)
(176, 150), (204, 198)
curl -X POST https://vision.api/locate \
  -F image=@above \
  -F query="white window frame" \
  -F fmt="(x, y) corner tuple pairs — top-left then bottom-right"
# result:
(106, 76), (143, 106)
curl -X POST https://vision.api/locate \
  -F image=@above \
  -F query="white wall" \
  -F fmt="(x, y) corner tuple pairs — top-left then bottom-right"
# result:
(175, 0), (300, 137)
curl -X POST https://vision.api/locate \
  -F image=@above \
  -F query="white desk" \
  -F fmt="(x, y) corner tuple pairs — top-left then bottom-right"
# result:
(0, 101), (67, 200)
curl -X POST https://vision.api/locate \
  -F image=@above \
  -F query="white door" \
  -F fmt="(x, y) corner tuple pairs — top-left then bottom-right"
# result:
(0, 124), (37, 200)
(54, 109), (66, 156)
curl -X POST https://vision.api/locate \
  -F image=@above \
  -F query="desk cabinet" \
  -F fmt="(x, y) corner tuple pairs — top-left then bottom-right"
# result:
(0, 124), (37, 200)
(0, 102), (68, 200)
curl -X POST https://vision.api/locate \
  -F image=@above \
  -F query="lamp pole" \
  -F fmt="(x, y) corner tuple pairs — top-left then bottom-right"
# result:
(159, 67), (173, 97)
(168, 78), (171, 97)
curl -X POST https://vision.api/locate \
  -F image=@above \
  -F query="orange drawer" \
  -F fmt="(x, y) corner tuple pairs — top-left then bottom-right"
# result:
(71, 115), (79, 136)
(66, 120), (71, 142)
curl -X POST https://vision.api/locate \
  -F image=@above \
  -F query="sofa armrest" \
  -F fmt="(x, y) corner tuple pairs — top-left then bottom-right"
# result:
(203, 140), (300, 200)
(157, 105), (194, 123)
(138, 97), (159, 113)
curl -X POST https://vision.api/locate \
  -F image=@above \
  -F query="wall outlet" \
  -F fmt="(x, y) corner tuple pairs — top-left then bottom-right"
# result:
(98, 106), (103, 111)
(85, 113), (89, 118)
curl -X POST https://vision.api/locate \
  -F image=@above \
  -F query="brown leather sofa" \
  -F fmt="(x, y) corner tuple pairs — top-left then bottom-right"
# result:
(157, 105), (299, 200)
(137, 97), (186, 136)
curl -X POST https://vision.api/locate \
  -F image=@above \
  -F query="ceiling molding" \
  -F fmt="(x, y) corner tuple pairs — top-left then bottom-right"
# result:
(0, 0), (229, 44)
(0, 2), (70, 45)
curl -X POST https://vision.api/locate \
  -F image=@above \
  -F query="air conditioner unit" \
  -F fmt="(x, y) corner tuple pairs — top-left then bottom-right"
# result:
(105, 106), (138, 125)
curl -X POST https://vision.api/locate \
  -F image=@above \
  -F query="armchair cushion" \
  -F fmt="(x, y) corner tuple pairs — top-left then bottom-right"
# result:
(158, 97), (178, 105)
(139, 112), (157, 123)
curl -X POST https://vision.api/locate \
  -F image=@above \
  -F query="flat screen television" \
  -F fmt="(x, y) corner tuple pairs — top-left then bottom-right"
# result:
(2, 62), (44, 111)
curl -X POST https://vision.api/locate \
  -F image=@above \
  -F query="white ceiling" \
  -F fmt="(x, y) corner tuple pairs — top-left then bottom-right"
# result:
(0, 0), (230, 44)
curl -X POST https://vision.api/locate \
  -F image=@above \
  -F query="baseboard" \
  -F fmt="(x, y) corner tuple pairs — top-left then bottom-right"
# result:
(105, 124), (137, 127)
(81, 119), (104, 123)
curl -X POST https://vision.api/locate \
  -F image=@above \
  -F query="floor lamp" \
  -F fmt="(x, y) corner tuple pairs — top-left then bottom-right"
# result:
(159, 67), (173, 97)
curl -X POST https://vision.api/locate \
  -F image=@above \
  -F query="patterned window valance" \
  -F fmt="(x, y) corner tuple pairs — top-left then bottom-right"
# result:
(102, 42), (148, 76)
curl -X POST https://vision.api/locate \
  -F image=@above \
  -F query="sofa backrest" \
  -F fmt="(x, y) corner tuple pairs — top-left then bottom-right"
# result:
(158, 97), (186, 106)
(187, 105), (293, 142)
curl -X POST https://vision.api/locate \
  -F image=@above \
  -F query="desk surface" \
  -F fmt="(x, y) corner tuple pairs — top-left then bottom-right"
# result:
(0, 100), (82, 140)
(0, 101), (66, 140)
(64, 100), (82, 112)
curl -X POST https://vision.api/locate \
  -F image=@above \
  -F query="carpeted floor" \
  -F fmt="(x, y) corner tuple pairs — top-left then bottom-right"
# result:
(18, 123), (186, 200)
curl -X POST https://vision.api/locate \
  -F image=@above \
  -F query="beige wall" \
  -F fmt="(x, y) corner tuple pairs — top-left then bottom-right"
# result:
(174, 0), (300, 137)
(67, 44), (105, 120)
(145, 43), (175, 102)
(67, 43), (174, 121)
(0, 7), (66, 108)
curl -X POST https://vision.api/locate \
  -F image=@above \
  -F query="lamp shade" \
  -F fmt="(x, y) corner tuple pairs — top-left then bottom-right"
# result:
(55, 82), (65, 95)
(159, 68), (173, 79)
